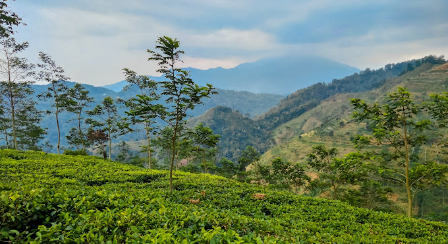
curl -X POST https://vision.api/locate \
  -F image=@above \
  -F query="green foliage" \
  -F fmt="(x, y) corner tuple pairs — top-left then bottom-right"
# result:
(189, 106), (270, 161)
(238, 145), (261, 171)
(258, 56), (444, 131)
(36, 52), (71, 154)
(0, 37), (39, 150)
(352, 87), (448, 218)
(0, 1), (23, 37)
(86, 96), (131, 159)
(268, 158), (310, 192)
(189, 123), (220, 173)
(216, 157), (238, 178)
(123, 68), (161, 169)
(147, 36), (216, 192)
(307, 145), (369, 199)
(63, 149), (89, 156)
(65, 83), (94, 150)
(1, 150), (448, 243)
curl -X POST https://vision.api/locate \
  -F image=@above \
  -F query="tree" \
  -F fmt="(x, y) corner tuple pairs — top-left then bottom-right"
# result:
(147, 36), (216, 192)
(152, 125), (191, 170)
(36, 52), (70, 154)
(189, 123), (220, 173)
(306, 145), (368, 200)
(115, 141), (132, 162)
(14, 100), (45, 150)
(351, 87), (448, 218)
(123, 68), (160, 169)
(87, 128), (108, 158)
(0, 37), (34, 149)
(0, 0), (23, 38)
(66, 83), (94, 150)
(238, 145), (261, 171)
(87, 96), (131, 159)
(217, 157), (238, 178)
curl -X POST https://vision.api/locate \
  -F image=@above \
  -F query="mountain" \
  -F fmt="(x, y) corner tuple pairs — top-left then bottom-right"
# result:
(189, 56), (446, 161)
(28, 83), (283, 151)
(262, 61), (448, 165)
(102, 55), (359, 94)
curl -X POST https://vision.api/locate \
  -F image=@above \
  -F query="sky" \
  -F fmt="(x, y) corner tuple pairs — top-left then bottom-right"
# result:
(7, 0), (448, 86)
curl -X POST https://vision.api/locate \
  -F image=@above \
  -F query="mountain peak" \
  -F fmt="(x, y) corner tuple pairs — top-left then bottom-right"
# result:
(103, 55), (359, 94)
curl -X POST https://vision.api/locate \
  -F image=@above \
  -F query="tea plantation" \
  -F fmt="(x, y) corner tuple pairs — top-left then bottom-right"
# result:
(1, 149), (448, 243)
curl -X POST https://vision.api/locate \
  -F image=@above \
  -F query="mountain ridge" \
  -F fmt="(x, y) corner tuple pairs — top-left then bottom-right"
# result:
(103, 55), (360, 94)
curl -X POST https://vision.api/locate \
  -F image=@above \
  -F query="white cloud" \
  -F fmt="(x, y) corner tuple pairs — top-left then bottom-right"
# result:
(8, 0), (448, 86)
(180, 56), (253, 70)
(184, 29), (278, 50)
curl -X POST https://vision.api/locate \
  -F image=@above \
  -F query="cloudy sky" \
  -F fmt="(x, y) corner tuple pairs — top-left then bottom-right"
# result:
(9, 0), (448, 86)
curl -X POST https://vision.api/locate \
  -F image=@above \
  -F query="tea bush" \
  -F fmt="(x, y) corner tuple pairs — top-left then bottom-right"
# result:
(1, 149), (448, 243)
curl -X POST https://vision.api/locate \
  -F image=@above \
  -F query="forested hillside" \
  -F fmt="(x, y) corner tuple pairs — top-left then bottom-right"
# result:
(191, 55), (446, 160)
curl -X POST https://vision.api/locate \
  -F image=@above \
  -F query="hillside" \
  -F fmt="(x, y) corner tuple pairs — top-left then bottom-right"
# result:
(262, 61), (448, 164)
(190, 56), (444, 160)
(103, 55), (360, 94)
(2, 149), (448, 243)
(188, 106), (271, 159)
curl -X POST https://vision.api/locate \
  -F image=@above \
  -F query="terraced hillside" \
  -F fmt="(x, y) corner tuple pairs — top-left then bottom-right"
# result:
(1, 150), (448, 243)
(262, 62), (448, 165)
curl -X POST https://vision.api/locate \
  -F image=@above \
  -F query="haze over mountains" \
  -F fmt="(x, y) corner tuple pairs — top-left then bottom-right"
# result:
(104, 55), (360, 94)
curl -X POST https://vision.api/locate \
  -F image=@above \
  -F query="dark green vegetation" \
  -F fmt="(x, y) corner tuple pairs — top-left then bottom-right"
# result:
(2, 149), (448, 243)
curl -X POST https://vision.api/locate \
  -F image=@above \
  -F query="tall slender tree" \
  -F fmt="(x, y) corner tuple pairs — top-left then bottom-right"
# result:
(66, 83), (94, 150)
(87, 96), (131, 159)
(122, 68), (160, 169)
(36, 52), (70, 154)
(352, 87), (448, 218)
(189, 123), (220, 174)
(0, 37), (34, 149)
(147, 36), (216, 192)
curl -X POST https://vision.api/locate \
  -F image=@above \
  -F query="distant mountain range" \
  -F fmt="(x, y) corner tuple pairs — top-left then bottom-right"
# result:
(103, 55), (360, 94)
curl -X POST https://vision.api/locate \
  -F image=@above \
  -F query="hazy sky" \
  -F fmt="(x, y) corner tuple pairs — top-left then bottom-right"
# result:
(9, 0), (448, 86)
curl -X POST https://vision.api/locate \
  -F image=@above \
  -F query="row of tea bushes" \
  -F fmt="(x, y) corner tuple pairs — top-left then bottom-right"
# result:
(1, 149), (448, 243)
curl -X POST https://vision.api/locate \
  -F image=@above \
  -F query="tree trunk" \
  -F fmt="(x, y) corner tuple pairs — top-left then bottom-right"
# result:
(3, 127), (9, 149)
(145, 121), (151, 169)
(8, 80), (17, 150)
(108, 129), (112, 160)
(403, 115), (412, 218)
(170, 121), (179, 193)
(203, 150), (207, 174)
(78, 112), (84, 150)
(56, 111), (60, 154)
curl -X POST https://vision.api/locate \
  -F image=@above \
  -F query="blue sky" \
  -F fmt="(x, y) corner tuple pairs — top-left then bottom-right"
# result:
(9, 0), (448, 86)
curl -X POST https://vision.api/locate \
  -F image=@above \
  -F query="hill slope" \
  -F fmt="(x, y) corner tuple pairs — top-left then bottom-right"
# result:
(262, 61), (448, 165)
(190, 56), (442, 160)
(1, 149), (448, 243)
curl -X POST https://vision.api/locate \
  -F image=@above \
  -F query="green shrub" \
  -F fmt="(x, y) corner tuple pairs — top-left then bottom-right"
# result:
(63, 149), (89, 156)
(1, 149), (448, 243)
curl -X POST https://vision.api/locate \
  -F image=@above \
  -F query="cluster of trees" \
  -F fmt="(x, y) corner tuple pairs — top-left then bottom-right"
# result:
(222, 88), (448, 219)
